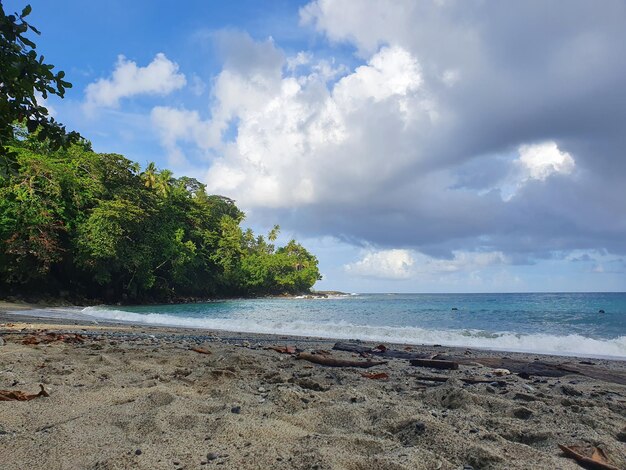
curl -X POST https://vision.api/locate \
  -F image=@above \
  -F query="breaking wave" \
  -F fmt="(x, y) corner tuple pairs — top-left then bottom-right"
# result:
(78, 306), (626, 359)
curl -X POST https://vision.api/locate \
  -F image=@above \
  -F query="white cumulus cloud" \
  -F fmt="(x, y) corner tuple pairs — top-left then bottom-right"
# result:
(344, 249), (415, 279)
(517, 141), (575, 181)
(84, 53), (186, 112)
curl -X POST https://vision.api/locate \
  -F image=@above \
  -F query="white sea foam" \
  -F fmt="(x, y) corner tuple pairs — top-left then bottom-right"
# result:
(74, 306), (626, 359)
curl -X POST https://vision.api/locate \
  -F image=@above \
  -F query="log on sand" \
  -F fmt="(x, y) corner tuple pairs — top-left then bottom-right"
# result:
(297, 352), (386, 368)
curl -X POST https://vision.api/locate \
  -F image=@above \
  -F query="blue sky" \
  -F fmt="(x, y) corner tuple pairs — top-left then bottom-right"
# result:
(8, 0), (626, 292)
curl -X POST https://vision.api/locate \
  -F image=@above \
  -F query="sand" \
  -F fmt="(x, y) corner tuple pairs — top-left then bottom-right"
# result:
(1, 303), (625, 470)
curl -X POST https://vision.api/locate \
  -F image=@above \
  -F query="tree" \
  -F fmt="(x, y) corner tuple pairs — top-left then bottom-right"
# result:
(141, 162), (157, 189)
(0, 4), (79, 172)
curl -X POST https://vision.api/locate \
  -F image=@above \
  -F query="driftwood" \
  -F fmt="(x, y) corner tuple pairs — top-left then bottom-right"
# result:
(190, 347), (212, 355)
(558, 444), (620, 470)
(297, 352), (386, 368)
(431, 355), (626, 385)
(410, 358), (459, 370)
(556, 363), (626, 386)
(333, 342), (433, 360)
(265, 345), (297, 354)
(0, 384), (50, 401)
(332, 342), (626, 385)
(412, 374), (507, 385)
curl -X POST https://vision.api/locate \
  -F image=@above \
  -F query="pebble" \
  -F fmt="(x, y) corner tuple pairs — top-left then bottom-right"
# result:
(231, 406), (241, 414)
(134, 449), (142, 456)
(0, 337), (5, 346)
(207, 453), (218, 461)
(258, 387), (266, 393)
(522, 384), (536, 393)
(414, 421), (426, 434)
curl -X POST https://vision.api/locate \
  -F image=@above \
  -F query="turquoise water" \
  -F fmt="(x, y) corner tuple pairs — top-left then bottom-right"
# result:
(16, 292), (626, 358)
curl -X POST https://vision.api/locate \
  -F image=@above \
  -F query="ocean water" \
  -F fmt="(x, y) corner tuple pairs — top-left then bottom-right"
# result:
(10, 292), (626, 358)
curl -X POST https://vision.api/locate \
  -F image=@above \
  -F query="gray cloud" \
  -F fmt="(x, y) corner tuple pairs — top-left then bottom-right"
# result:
(157, 1), (626, 266)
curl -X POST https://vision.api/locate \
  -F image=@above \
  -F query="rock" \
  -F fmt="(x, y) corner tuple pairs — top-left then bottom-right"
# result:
(561, 385), (582, 397)
(492, 368), (511, 376)
(207, 453), (218, 461)
(0, 337), (4, 346)
(598, 309), (605, 313)
(231, 406), (241, 414)
(414, 421), (426, 434)
(513, 407), (533, 420)
(296, 378), (330, 392)
(135, 449), (142, 456)
(258, 387), (266, 393)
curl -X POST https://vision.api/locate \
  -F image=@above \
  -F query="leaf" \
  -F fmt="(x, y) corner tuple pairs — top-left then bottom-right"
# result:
(22, 5), (32, 17)
(361, 372), (389, 380)
(0, 384), (49, 401)
(591, 447), (610, 464)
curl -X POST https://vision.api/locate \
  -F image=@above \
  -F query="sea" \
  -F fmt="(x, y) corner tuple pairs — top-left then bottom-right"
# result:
(9, 292), (626, 359)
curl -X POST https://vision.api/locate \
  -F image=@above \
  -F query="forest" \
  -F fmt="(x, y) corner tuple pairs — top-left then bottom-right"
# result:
(0, 132), (321, 303)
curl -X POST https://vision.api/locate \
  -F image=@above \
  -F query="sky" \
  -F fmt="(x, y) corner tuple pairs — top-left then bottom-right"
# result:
(8, 0), (626, 293)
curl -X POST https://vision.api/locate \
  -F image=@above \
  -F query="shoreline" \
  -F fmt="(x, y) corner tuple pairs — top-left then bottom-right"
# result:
(2, 301), (625, 361)
(1, 307), (625, 469)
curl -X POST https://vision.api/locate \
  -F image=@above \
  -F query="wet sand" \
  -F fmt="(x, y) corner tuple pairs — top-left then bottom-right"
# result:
(1, 305), (625, 470)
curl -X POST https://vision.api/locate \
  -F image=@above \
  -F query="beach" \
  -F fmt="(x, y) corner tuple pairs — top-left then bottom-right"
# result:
(1, 304), (625, 470)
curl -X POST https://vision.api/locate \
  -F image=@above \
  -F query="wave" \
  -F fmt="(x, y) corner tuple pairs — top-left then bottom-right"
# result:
(78, 306), (626, 359)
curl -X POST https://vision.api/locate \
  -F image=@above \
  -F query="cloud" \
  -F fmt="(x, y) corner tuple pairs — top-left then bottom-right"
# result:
(150, 3), (626, 269)
(517, 141), (575, 182)
(344, 249), (414, 279)
(344, 248), (508, 280)
(84, 53), (186, 112)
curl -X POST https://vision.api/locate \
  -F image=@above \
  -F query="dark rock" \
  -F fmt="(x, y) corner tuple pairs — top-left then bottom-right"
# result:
(598, 309), (605, 313)
(513, 407), (533, 420)
(561, 385), (582, 397)
(207, 452), (218, 461)
(231, 406), (241, 414)
(414, 421), (426, 434)
(135, 449), (142, 456)
(617, 428), (626, 442)
(296, 378), (330, 392)
(469, 428), (479, 433)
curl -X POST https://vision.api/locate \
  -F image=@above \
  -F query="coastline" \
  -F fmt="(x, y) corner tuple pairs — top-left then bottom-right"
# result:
(1, 305), (625, 469)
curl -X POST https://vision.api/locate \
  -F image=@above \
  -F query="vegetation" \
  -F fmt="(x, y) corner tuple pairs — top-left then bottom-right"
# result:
(0, 133), (322, 302)
(1, 3), (80, 173)
(0, 4), (321, 303)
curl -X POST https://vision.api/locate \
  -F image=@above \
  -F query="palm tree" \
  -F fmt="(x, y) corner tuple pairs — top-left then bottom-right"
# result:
(141, 162), (157, 189)
(155, 169), (173, 198)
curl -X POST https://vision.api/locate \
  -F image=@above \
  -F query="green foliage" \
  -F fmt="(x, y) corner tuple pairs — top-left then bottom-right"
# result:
(0, 3), (80, 173)
(0, 134), (321, 302)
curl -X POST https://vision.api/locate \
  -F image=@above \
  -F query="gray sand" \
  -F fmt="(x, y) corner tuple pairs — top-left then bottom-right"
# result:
(1, 305), (625, 469)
